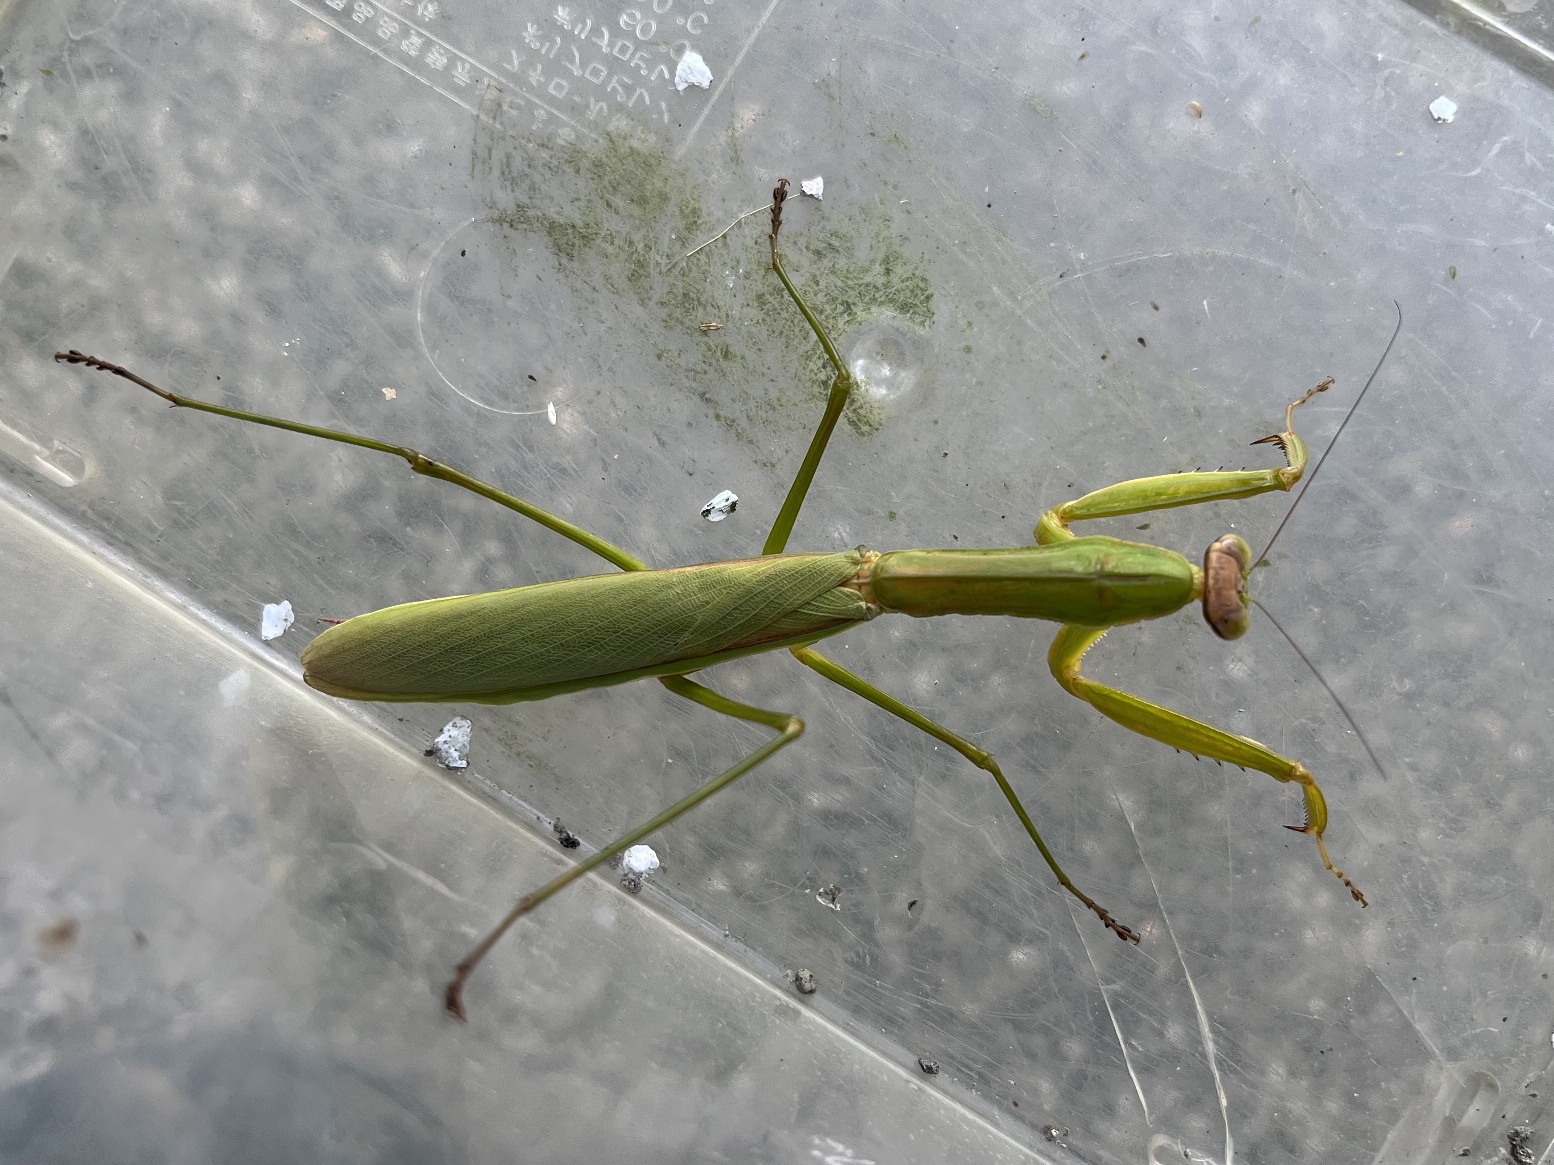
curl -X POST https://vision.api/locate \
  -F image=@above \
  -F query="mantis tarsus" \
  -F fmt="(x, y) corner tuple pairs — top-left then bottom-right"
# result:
(56, 178), (1396, 1021)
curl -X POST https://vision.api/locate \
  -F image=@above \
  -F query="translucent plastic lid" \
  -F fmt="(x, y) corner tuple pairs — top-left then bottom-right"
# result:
(3, 0), (1553, 1159)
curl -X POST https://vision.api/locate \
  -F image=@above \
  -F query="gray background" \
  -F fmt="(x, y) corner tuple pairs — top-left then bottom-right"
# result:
(2, 0), (1553, 1161)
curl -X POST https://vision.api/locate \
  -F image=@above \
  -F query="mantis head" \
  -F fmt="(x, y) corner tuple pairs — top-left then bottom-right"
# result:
(1202, 533), (1252, 640)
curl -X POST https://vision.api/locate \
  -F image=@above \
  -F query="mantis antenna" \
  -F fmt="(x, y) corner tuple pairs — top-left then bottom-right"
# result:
(1251, 301), (1404, 786)
(1252, 598), (1390, 785)
(1257, 301), (1404, 568)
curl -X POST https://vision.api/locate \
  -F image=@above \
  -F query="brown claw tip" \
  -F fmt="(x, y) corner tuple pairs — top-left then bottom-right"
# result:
(1283, 824), (1311, 835)
(1251, 433), (1288, 449)
(443, 982), (468, 1023)
(1104, 916), (1141, 944)
(770, 179), (790, 237)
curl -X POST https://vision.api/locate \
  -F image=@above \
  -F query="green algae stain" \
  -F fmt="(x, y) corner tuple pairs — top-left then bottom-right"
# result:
(481, 128), (933, 453)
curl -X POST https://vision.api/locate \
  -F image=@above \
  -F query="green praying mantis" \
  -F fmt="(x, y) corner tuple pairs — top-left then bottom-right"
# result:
(55, 178), (1395, 1021)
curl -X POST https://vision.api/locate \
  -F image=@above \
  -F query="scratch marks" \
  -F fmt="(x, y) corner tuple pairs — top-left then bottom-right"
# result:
(1072, 907), (1153, 1125)
(1117, 791), (1237, 1165)
(1453, 135), (1512, 179)
(676, 0), (785, 156)
(351, 839), (469, 903)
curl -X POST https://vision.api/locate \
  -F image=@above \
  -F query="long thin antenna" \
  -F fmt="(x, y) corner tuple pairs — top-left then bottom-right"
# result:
(1256, 301), (1403, 568)
(1252, 599), (1389, 784)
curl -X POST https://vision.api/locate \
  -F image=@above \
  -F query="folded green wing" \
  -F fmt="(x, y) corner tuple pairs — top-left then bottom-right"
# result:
(301, 550), (873, 704)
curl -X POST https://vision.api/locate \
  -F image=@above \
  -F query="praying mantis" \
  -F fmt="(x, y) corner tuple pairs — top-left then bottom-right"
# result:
(55, 178), (1394, 1021)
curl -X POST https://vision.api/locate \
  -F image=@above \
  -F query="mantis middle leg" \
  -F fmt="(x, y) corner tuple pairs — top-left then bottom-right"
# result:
(761, 178), (857, 558)
(792, 646), (1141, 942)
(753, 191), (1146, 937)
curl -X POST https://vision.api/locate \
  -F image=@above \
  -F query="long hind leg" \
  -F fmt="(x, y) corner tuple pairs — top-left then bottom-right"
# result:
(445, 676), (804, 1019)
(53, 351), (650, 573)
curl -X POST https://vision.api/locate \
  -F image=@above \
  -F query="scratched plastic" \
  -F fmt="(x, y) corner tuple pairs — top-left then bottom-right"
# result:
(2, 1), (1553, 1161)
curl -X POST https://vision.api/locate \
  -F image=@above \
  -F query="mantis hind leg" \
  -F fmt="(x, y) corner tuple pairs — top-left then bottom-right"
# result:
(1047, 623), (1367, 906)
(52, 351), (649, 574)
(445, 675), (803, 1020)
(790, 646), (1140, 943)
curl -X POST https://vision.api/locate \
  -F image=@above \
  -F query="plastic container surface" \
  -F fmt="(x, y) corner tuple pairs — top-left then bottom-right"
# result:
(2, 0), (1552, 1160)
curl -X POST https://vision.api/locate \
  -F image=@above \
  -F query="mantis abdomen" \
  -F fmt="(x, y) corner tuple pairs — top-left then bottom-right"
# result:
(301, 549), (873, 704)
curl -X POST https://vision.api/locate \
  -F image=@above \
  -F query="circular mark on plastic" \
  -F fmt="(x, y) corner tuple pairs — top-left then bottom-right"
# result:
(846, 318), (924, 407)
(416, 218), (583, 415)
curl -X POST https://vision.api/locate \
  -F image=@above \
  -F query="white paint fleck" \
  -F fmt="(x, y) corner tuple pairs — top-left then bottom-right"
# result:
(381, 387), (397, 400)
(800, 175), (824, 200)
(621, 844), (660, 876)
(700, 489), (739, 522)
(430, 716), (472, 769)
(218, 669), (251, 706)
(674, 50), (712, 91)
(547, 400), (557, 425)
(260, 601), (294, 641)
(1429, 95), (1458, 123)
(809, 1136), (869, 1162)
(618, 843), (660, 894)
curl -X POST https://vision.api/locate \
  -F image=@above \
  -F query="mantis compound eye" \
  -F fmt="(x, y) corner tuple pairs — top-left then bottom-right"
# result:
(1202, 533), (1252, 640)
